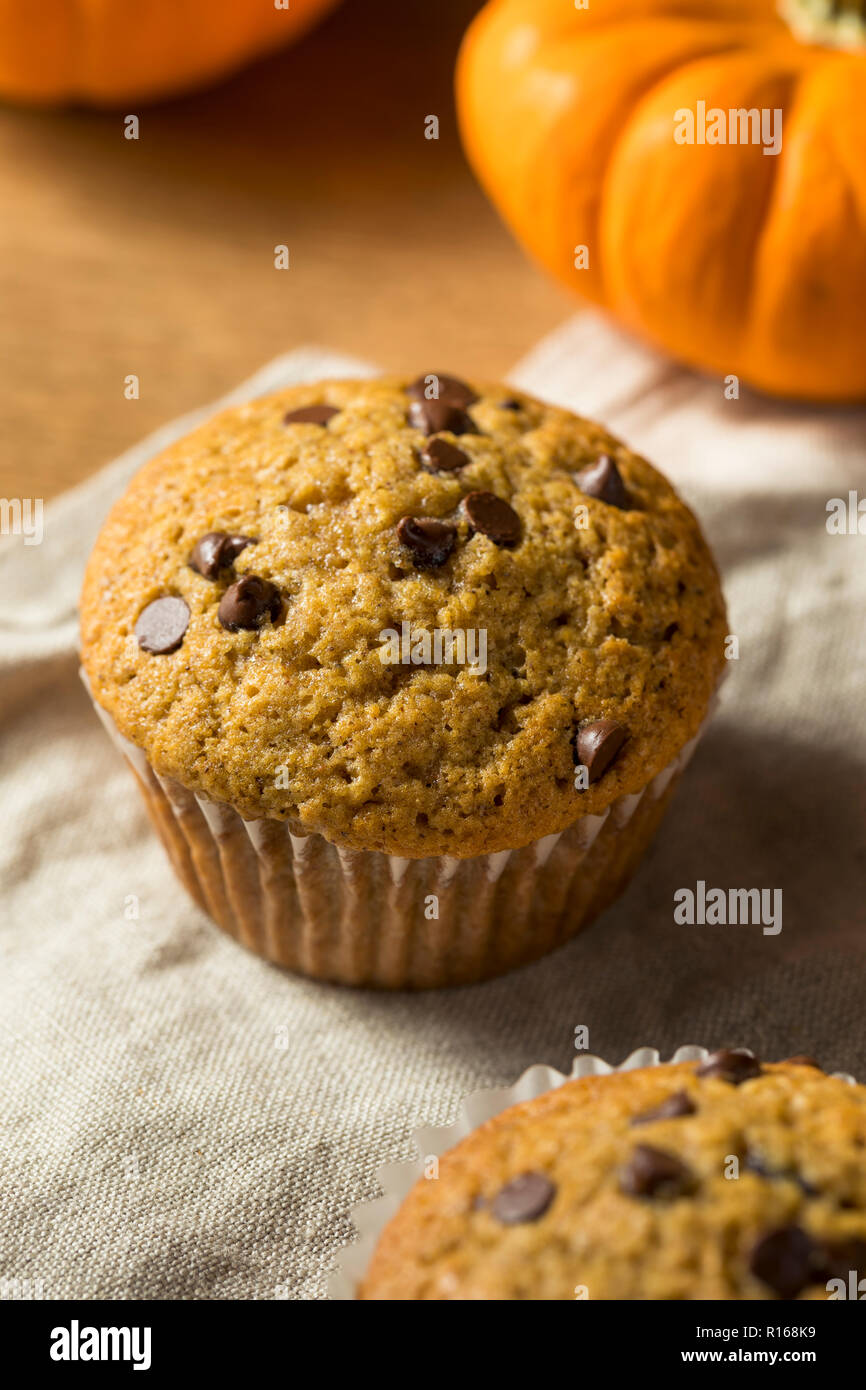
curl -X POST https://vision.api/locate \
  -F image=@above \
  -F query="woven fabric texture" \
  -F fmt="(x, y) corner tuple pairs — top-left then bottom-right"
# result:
(1, 326), (864, 1299)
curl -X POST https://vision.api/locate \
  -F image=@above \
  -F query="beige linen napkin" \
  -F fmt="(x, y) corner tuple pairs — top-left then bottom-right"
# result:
(1, 320), (864, 1301)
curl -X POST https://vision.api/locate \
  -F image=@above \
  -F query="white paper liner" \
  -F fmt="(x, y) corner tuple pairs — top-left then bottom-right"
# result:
(329, 1043), (856, 1299)
(81, 670), (724, 987)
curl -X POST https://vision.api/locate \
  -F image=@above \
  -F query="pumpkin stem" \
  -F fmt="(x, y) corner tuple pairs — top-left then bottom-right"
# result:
(780, 0), (866, 45)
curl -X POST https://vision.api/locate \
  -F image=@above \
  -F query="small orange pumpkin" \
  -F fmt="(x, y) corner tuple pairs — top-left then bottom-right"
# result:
(0, 0), (340, 106)
(458, 0), (866, 402)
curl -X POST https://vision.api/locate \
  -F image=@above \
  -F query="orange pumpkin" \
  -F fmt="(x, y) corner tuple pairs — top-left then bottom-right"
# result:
(458, 0), (866, 402)
(0, 0), (340, 106)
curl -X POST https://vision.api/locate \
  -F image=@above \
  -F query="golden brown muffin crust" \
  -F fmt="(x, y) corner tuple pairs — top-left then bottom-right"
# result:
(80, 377), (726, 856)
(360, 1058), (866, 1300)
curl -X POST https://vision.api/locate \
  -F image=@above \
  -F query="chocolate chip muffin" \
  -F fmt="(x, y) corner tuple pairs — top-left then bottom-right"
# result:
(80, 373), (726, 987)
(360, 1053), (866, 1299)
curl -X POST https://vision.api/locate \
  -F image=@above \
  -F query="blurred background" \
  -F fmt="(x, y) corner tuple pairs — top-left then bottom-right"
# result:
(0, 0), (566, 504)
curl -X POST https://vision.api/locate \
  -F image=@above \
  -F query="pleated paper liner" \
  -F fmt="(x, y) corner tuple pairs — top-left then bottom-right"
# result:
(84, 672), (721, 988)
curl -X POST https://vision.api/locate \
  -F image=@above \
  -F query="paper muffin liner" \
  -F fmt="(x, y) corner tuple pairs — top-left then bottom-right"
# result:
(329, 1044), (857, 1299)
(83, 671), (721, 988)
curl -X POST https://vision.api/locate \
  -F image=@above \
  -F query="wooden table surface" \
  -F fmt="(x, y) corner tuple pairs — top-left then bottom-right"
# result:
(0, 0), (569, 502)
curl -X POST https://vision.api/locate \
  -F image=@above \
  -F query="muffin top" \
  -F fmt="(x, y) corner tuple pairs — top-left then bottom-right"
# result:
(360, 1054), (866, 1300)
(80, 375), (726, 857)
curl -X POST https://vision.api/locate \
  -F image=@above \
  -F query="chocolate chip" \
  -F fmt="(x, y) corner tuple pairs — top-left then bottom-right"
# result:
(576, 454), (631, 510)
(490, 1172), (555, 1225)
(217, 575), (282, 631)
(818, 1238), (866, 1284)
(460, 491), (521, 546)
(189, 532), (255, 580)
(499, 398), (523, 411)
(283, 404), (339, 426)
(574, 719), (627, 782)
(420, 438), (469, 474)
(620, 1145), (695, 1199)
(408, 397), (475, 436)
(696, 1048), (763, 1085)
(407, 374), (478, 409)
(135, 597), (190, 654)
(396, 516), (456, 569)
(782, 1056), (823, 1070)
(631, 1091), (696, 1127)
(749, 1226), (818, 1299)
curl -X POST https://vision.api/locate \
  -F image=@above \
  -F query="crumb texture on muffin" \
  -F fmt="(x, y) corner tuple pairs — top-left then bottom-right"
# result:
(359, 1059), (866, 1300)
(80, 377), (726, 856)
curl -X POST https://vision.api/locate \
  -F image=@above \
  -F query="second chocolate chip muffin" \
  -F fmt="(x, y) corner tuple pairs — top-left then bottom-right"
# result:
(80, 373), (726, 987)
(360, 1054), (866, 1299)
